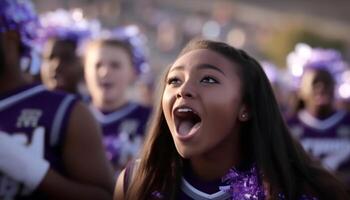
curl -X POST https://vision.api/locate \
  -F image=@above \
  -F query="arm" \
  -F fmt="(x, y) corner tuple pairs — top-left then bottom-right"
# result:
(38, 101), (114, 200)
(114, 169), (125, 200)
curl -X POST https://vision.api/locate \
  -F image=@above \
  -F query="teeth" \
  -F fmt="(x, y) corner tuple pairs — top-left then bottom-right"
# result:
(177, 108), (192, 112)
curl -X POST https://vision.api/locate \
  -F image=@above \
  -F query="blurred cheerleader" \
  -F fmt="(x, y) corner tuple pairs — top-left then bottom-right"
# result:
(38, 9), (100, 96)
(83, 25), (152, 176)
(286, 43), (350, 191)
(0, 1), (114, 199)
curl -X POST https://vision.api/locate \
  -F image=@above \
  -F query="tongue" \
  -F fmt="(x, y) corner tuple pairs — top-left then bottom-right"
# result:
(178, 120), (194, 135)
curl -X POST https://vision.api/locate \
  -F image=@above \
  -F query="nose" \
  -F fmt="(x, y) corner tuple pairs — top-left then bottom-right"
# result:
(176, 81), (196, 99)
(97, 64), (110, 78)
(314, 81), (327, 93)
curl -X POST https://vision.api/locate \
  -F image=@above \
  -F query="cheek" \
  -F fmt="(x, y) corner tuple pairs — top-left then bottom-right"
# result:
(205, 96), (241, 129)
(40, 65), (51, 82)
(161, 92), (171, 116)
(84, 69), (98, 87)
(41, 62), (51, 73)
(161, 89), (175, 125)
(111, 72), (130, 90)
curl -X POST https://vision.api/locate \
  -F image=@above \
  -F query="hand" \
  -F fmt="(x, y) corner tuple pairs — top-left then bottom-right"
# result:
(0, 127), (50, 191)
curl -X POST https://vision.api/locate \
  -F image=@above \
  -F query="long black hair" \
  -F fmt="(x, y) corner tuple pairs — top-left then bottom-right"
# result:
(125, 39), (348, 200)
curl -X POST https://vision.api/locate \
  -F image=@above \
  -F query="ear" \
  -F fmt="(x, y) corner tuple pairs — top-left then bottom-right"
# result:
(238, 104), (250, 122)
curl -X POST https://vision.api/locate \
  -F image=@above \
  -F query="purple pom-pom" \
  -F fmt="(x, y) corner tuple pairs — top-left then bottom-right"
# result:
(151, 191), (164, 199)
(0, 0), (40, 57)
(101, 25), (150, 76)
(219, 164), (265, 200)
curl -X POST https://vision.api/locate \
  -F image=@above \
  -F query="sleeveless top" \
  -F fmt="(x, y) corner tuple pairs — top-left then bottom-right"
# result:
(123, 162), (231, 200)
(90, 102), (151, 175)
(0, 84), (78, 199)
(287, 110), (350, 186)
(123, 162), (319, 200)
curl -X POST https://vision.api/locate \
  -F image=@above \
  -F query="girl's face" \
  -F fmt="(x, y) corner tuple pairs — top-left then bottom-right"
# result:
(41, 40), (82, 92)
(84, 44), (135, 109)
(299, 69), (335, 109)
(162, 49), (247, 159)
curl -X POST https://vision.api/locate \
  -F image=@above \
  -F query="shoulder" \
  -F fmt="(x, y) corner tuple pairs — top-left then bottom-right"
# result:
(35, 87), (79, 112)
(114, 169), (126, 200)
(114, 160), (141, 200)
(67, 100), (99, 133)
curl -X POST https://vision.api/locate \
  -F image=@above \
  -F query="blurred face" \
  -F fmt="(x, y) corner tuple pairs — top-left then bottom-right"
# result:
(84, 44), (135, 110)
(41, 40), (82, 92)
(299, 69), (335, 110)
(162, 49), (246, 159)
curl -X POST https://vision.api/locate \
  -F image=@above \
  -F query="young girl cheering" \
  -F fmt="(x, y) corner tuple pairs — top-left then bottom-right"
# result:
(83, 36), (151, 176)
(115, 39), (349, 200)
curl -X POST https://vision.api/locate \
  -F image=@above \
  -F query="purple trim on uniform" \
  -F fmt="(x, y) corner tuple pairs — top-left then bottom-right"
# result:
(179, 163), (231, 200)
(183, 167), (222, 194)
(0, 84), (41, 100)
(298, 110), (347, 131)
(0, 84), (78, 199)
(90, 101), (151, 174)
(181, 178), (231, 200)
(287, 109), (350, 186)
(90, 102), (139, 124)
(0, 85), (45, 111)
(50, 94), (75, 146)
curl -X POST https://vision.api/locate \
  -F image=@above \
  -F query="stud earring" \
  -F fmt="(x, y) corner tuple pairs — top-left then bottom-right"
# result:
(241, 113), (247, 119)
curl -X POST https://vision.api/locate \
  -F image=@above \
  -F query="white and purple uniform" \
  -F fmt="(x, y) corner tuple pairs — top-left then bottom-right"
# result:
(287, 110), (350, 185)
(90, 102), (151, 174)
(0, 84), (78, 199)
(176, 171), (317, 200)
(177, 171), (231, 200)
(124, 162), (317, 200)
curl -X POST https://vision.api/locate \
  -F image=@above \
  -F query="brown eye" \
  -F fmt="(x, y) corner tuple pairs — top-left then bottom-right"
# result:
(201, 76), (218, 84)
(167, 77), (181, 86)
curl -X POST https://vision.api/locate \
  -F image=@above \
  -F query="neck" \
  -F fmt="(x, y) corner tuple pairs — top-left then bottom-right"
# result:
(189, 131), (240, 181)
(306, 104), (335, 119)
(62, 86), (79, 94)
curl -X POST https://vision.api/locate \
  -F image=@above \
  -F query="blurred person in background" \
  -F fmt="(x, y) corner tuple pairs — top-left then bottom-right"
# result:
(286, 43), (350, 192)
(40, 36), (83, 94)
(83, 26), (152, 176)
(0, 0), (114, 199)
(39, 9), (100, 98)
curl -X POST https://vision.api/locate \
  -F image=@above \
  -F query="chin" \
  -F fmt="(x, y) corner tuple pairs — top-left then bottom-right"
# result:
(102, 94), (118, 103)
(176, 146), (200, 159)
(178, 151), (189, 158)
(175, 146), (190, 158)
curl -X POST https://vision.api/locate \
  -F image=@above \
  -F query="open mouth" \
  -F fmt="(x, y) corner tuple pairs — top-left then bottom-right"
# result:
(100, 82), (114, 90)
(314, 93), (331, 104)
(174, 106), (202, 136)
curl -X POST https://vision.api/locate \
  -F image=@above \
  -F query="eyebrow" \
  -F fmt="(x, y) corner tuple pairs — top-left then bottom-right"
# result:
(170, 64), (226, 76)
